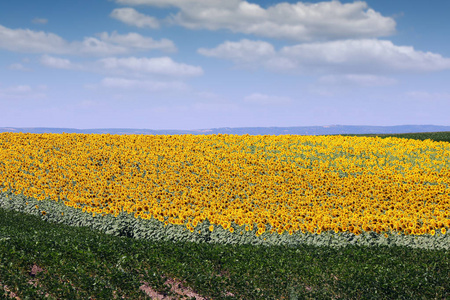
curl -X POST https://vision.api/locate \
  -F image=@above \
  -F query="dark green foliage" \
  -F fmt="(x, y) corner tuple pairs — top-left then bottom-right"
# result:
(1, 207), (449, 299)
(340, 131), (450, 144)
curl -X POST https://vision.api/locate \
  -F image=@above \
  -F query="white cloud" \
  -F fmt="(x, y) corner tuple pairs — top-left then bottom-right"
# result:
(96, 31), (176, 52)
(280, 39), (450, 73)
(198, 38), (450, 74)
(318, 74), (397, 86)
(32, 18), (48, 24)
(243, 93), (292, 105)
(39, 54), (202, 80)
(0, 24), (176, 56)
(99, 77), (189, 91)
(0, 84), (46, 100)
(8, 63), (32, 71)
(110, 7), (160, 28)
(74, 37), (130, 56)
(0, 24), (70, 54)
(198, 39), (275, 64)
(115, 0), (396, 42)
(39, 54), (81, 69)
(96, 56), (203, 77)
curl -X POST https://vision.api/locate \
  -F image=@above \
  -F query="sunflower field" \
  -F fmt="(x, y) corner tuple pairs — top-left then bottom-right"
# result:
(0, 132), (449, 249)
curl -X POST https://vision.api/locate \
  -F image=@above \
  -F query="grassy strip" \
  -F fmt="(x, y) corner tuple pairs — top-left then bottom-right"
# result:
(1, 206), (449, 299)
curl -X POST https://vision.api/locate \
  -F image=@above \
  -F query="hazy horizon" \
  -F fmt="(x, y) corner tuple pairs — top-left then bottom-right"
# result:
(2, 124), (450, 131)
(1, 0), (450, 130)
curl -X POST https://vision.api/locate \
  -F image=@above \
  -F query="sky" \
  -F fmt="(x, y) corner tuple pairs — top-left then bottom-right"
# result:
(1, 0), (450, 130)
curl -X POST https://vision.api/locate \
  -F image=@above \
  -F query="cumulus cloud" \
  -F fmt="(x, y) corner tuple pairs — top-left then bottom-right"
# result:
(280, 39), (450, 73)
(99, 77), (189, 91)
(114, 0), (396, 42)
(74, 37), (130, 56)
(318, 74), (397, 86)
(0, 24), (176, 56)
(198, 39), (275, 63)
(198, 38), (450, 74)
(96, 31), (176, 52)
(39, 54), (80, 69)
(96, 56), (203, 77)
(8, 63), (32, 71)
(243, 93), (292, 105)
(38, 53), (202, 80)
(0, 24), (70, 54)
(32, 18), (48, 24)
(110, 7), (160, 28)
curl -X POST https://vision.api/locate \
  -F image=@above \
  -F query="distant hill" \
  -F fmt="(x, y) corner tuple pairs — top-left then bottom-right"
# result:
(1, 125), (450, 136)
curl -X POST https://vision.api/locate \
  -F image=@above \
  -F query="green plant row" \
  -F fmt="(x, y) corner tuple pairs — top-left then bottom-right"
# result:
(340, 131), (450, 144)
(1, 190), (449, 251)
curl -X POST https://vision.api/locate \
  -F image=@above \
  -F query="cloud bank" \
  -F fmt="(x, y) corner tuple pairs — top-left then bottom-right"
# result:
(198, 38), (450, 74)
(0, 25), (176, 56)
(114, 0), (396, 42)
(110, 7), (160, 28)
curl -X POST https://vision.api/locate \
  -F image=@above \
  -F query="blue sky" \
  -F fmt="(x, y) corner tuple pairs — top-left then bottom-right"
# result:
(1, 0), (449, 130)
